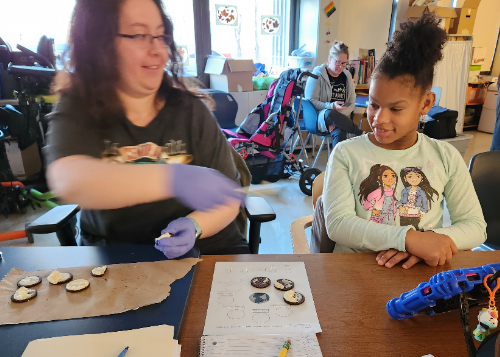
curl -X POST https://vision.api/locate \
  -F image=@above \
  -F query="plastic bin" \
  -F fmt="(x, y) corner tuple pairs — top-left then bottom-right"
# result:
(287, 56), (315, 70)
(252, 77), (275, 91)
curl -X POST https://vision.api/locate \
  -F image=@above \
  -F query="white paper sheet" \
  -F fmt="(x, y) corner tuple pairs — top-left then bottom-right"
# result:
(200, 333), (322, 356)
(21, 325), (175, 357)
(203, 262), (321, 335)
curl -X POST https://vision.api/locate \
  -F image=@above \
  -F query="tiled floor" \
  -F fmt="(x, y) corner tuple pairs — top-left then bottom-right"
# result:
(0, 131), (493, 253)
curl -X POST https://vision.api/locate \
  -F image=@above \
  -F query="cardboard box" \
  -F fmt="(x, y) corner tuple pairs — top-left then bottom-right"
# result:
(4, 140), (42, 179)
(449, 0), (481, 35)
(404, 5), (457, 33)
(466, 83), (488, 105)
(471, 47), (486, 66)
(204, 58), (256, 92)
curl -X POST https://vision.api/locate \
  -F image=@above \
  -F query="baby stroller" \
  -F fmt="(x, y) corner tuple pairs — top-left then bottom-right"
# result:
(223, 69), (321, 195)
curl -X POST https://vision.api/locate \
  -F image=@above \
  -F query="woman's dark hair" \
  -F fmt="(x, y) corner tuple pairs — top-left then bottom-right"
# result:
(52, 0), (201, 125)
(358, 164), (398, 204)
(371, 12), (448, 93)
(400, 167), (439, 209)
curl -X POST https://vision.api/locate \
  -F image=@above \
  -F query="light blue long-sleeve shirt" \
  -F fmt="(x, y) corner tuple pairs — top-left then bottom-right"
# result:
(323, 133), (487, 253)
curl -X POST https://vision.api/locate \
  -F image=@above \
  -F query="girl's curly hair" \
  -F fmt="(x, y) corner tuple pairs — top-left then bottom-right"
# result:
(372, 12), (448, 93)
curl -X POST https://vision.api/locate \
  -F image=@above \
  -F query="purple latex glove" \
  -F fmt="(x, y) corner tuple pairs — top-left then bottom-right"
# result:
(154, 217), (196, 259)
(169, 164), (245, 211)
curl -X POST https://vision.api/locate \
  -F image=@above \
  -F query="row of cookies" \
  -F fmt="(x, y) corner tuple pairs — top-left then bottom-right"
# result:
(250, 276), (305, 305)
(10, 266), (107, 303)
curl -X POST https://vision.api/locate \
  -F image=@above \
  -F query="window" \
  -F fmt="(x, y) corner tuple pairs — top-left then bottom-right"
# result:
(0, 0), (75, 69)
(209, 0), (291, 68)
(162, 0), (198, 76)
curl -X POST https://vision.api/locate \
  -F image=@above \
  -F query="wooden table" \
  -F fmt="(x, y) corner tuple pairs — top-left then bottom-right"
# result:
(180, 252), (500, 357)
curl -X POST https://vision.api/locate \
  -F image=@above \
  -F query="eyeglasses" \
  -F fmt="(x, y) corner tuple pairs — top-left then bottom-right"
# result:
(332, 59), (348, 68)
(117, 34), (173, 49)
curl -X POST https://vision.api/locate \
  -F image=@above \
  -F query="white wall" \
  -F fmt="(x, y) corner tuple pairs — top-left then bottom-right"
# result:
(302, 0), (392, 65)
(336, 0), (393, 61)
(469, 0), (500, 72)
(492, 30), (500, 77)
(316, 0), (342, 64)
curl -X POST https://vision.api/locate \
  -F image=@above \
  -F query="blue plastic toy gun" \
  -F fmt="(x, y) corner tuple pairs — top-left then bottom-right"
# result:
(387, 263), (500, 320)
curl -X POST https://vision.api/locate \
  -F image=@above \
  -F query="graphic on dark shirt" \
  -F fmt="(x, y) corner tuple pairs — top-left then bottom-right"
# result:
(358, 164), (439, 230)
(328, 71), (347, 103)
(101, 140), (193, 164)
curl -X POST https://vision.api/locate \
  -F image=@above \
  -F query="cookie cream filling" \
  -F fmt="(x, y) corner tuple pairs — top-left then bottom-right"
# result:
(66, 279), (89, 291)
(274, 281), (285, 289)
(48, 271), (71, 284)
(284, 290), (300, 302)
(18, 276), (40, 286)
(92, 266), (107, 276)
(13, 287), (35, 300)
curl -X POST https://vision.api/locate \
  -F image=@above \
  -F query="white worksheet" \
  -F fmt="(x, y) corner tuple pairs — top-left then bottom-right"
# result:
(203, 262), (321, 335)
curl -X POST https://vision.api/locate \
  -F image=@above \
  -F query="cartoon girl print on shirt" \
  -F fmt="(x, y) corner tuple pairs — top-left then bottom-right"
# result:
(358, 164), (398, 226)
(396, 167), (439, 230)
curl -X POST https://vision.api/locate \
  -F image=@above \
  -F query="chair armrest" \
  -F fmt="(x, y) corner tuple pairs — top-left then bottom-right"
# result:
(25, 204), (80, 235)
(290, 216), (312, 254)
(245, 197), (276, 223)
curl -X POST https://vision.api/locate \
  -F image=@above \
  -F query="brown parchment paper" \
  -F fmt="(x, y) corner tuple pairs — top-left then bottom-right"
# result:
(0, 258), (201, 325)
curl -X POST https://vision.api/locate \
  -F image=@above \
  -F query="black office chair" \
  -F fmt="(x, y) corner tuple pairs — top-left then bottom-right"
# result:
(209, 90), (239, 132)
(469, 151), (500, 249)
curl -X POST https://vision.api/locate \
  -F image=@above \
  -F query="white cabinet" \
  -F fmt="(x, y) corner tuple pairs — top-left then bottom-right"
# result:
(230, 90), (268, 125)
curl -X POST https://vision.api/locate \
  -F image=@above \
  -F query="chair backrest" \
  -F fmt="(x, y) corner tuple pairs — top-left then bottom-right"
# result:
(469, 151), (500, 248)
(430, 87), (442, 107)
(294, 98), (319, 134)
(312, 172), (325, 209)
(210, 91), (238, 129)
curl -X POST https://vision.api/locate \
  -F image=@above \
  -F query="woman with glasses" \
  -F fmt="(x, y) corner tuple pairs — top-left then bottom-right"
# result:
(305, 42), (363, 150)
(44, 0), (249, 258)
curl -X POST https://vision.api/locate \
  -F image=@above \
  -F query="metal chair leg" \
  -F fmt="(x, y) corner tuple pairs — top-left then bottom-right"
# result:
(312, 135), (316, 157)
(297, 132), (310, 165)
(312, 137), (327, 168)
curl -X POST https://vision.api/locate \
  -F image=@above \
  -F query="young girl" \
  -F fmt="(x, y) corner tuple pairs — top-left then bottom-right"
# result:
(322, 13), (486, 269)
(397, 167), (439, 230)
(359, 164), (398, 226)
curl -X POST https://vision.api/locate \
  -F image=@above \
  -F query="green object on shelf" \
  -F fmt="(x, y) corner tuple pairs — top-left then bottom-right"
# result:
(470, 65), (481, 71)
(252, 77), (275, 90)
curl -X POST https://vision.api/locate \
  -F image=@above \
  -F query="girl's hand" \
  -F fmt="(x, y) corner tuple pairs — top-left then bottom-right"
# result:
(405, 230), (458, 267)
(376, 249), (422, 269)
(372, 209), (381, 216)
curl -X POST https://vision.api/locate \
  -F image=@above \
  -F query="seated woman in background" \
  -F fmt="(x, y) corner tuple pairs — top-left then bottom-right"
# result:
(304, 41), (363, 149)
(45, 0), (248, 258)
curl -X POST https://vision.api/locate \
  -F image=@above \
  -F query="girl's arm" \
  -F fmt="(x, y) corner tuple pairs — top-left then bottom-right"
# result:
(419, 190), (430, 213)
(429, 144), (486, 250)
(323, 145), (414, 252)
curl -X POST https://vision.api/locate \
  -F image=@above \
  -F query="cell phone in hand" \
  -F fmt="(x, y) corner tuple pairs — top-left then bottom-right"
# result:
(341, 102), (353, 107)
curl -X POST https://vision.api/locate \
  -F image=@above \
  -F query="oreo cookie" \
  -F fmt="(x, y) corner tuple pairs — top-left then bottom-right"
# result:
(91, 266), (107, 277)
(17, 275), (42, 288)
(283, 290), (305, 305)
(66, 279), (90, 293)
(274, 279), (294, 291)
(47, 270), (73, 285)
(251, 277), (271, 288)
(11, 286), (37, 303)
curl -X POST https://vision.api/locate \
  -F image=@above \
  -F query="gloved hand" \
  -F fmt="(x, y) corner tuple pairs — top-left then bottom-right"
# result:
(154, 217), (197, 259)
(169, 164), (246, 211)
